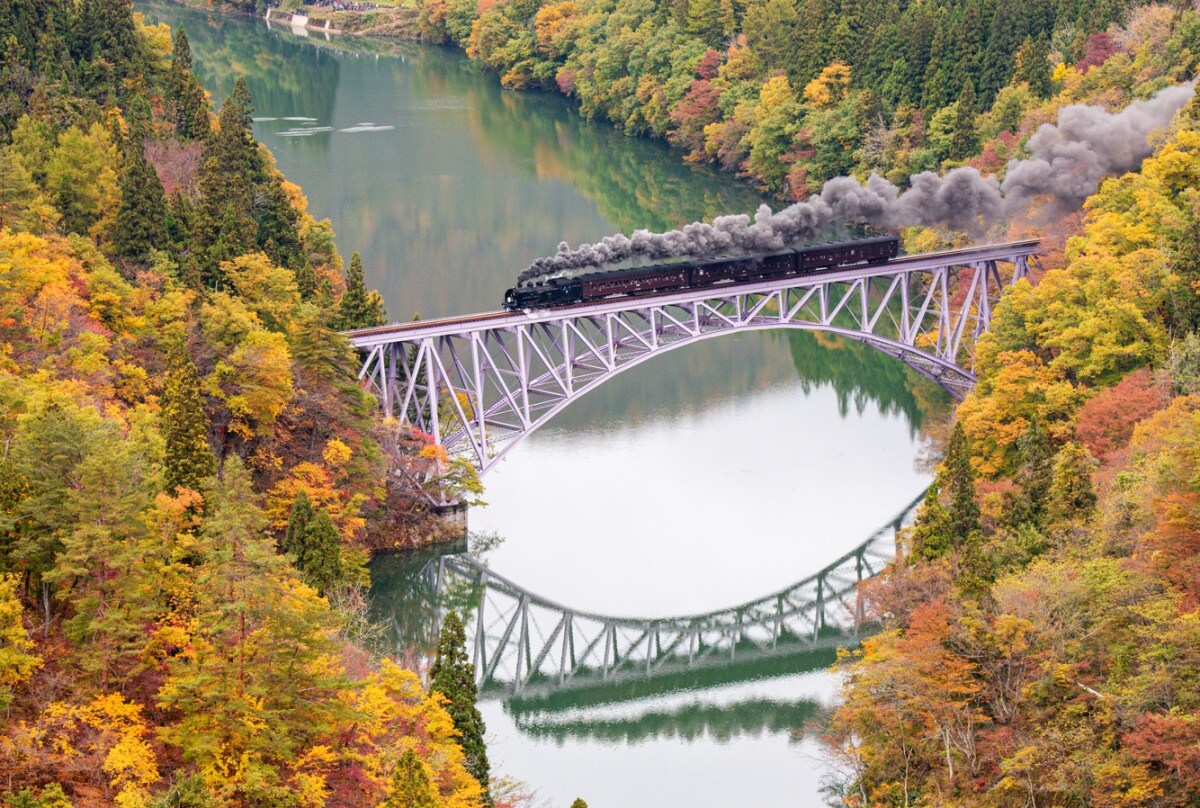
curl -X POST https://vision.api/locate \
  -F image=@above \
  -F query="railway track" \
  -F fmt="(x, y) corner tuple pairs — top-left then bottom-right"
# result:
(343, 238), (1042, 343)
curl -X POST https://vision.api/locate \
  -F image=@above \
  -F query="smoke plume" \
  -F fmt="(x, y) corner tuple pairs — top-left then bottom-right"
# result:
(517, 83), (1194, 285)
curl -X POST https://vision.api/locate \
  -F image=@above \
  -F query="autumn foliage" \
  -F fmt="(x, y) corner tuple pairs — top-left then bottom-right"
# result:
(825, 42), (1200, 807)
(0, 5), (486, 805)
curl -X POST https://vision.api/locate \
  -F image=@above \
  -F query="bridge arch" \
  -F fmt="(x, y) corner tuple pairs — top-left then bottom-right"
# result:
(412, 489), (924, 698)
(456, 321), (971, 475)
(350, 240), (1038, 478)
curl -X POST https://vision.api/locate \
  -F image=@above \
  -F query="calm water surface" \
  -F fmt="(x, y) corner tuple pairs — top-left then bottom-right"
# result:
(139, 6), (943, 804)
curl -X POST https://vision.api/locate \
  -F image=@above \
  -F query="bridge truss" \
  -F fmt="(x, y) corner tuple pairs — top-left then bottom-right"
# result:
(349, 241), (1038, 476)
(423, 491), (922, 699)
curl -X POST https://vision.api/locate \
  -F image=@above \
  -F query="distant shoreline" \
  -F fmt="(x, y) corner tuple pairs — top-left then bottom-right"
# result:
(264, 2), (421, 38)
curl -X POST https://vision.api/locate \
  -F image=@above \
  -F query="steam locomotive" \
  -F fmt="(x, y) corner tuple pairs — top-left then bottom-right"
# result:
(503, 235), (900, 311)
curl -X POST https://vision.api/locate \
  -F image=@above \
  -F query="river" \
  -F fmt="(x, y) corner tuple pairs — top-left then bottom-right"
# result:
(137, 5), (943, 804)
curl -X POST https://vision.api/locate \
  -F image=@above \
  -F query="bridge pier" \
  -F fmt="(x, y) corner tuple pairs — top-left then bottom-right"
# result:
(432, 500), (469, 535)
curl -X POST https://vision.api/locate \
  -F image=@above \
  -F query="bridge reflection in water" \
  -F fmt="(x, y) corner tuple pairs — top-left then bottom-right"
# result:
(372, 490), (923, 718)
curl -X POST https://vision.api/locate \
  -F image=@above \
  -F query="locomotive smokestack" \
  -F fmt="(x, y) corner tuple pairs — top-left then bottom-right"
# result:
(517, 82), (1194, 285)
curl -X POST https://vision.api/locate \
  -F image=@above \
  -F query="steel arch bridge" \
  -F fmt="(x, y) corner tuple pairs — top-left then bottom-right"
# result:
(417, 490), (922, 699)
(348, 240), (1038, 477)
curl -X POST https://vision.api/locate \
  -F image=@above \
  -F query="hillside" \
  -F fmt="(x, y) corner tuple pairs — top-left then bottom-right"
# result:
(0, 0), (485, 804)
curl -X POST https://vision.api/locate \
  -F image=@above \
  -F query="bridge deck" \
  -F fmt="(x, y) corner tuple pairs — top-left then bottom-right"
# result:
(344, 239), (1041, 347)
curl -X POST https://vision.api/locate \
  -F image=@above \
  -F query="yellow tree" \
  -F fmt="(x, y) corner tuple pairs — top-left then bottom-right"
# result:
(156, 457), (351, 803)
(347, 660), (484, 808)
(803, 61), (852, 108)
(43, 123), (120, 244)
(0, 574), (41, 713)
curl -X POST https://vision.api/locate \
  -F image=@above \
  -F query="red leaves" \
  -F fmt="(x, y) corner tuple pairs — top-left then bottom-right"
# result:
(1076, 33), (1123, 73)
(1075, 369), (1172, 461)
(1122, 712), (1200, 804)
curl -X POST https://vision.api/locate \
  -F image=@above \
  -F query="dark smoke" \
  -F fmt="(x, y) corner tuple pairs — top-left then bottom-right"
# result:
(517, 82), (1194, 285)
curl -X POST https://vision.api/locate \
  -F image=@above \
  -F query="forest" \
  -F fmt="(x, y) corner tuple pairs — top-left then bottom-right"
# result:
(6, 0), (1200, 804)
(0, 0), (491, 804)
(401, 0), (1200, 800)
(409, 0), (1194, 198)
(804, 8), (1200, 808)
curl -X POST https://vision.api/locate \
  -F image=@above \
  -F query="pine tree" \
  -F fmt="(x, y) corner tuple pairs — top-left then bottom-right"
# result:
(955, 531), (994, 602)
(949, 79), (977, 161)
(431, 611), (491, 805)
(909, 483), (952, 561)
(294, 260), (317, 300)
(944, 422), (980, 543)
(158, 457), (352, 780)
(167, 27), (210, 141)
(281, 489), (314, 556)
(1167, 197), (1200, 333)
(1013, 36), (1052, 98)
(1006, 417), (1052, 526)
(193, 83), (259, 285)
(69, 0), (142, 97)
(161, 340), (214, 495)
(256, 173), (304, 270)
(686, 0), (726, 48)
(1048, 442), (1097, 524)
(125, 93), (151, 138)
(570, 800), (588, 808)
(113, 121), (168, 265)
(338, 252), (386, 330)
(295, 509), (343, 595)
(0, 148), (39, 230)
(384, 749), (439, 808)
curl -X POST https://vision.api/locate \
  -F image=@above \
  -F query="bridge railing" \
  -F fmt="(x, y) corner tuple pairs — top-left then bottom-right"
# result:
(350, 241), (1039, 478)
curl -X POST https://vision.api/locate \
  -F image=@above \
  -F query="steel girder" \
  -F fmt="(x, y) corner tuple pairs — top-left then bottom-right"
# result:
(351, 241), (1038, 476)
(424, 490), (923, 699)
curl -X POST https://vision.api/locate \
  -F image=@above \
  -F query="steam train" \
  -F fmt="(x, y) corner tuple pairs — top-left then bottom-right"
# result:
(503, 235), (901, 311)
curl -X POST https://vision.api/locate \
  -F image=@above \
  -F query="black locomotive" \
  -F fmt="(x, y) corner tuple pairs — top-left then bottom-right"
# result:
(504, 235), (900, 311)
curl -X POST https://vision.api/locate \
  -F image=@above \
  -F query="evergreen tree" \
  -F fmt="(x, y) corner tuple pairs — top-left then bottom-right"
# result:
(193, 83), (259, 285)
(338, 252), (386, 330)
(949, 80), (978, 161)
(384, 748), (439, 808)
(955, 532), (994, 602)
(256, 174), (304, 270)
(282, 489), (314, 556)
(743, 0), (800, 75)
(295, 509), (343, 595)
(161, 340), (214, 495)
(1048, 442), (1097, 523)
(979, 0), (1024, 101)
(570, 801), (588, 808)
(166, 188), (196, 267)
(113, 126), (168, 265)
(1009, 417), (1053, 526)
(431, 611), (491, 805)
(167, 27), (210, 141)
(158, 457), (352, 784)
(0, 148), (39, 230)
(1167, 197), (1200, 333)
(1013, 36), (1052, 98)
(294, 260), (318, 300)
(686, 0), (726, 49)
(944, 422), (980, 543)
(909, 483), (952, 561)
(125, 94), (151, 138)
(69, 0), (143, 98)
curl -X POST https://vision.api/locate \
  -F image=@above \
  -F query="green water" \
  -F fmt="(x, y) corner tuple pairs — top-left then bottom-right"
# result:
(137, 5), (946, 804)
